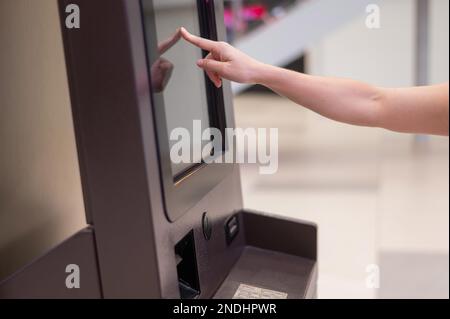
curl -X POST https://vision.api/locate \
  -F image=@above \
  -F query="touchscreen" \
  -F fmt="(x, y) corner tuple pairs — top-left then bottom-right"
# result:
(142, 0), (211, 178)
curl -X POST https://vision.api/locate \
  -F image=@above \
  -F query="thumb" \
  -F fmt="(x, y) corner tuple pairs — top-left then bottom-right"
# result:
(197, 59), (225, 76)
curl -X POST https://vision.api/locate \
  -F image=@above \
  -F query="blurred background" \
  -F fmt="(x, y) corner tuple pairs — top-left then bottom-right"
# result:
(0, 0), (448, 299)
(229, 0), (449, 298)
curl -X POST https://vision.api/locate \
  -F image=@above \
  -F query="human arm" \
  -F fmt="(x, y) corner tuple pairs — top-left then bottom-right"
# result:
(180, 28), (449, 136)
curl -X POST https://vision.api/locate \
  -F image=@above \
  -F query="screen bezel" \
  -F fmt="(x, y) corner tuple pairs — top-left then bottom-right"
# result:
(141, 0), (233, 222)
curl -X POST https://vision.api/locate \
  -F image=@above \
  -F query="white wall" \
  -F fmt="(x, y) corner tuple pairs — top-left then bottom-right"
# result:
(308, 0), (449, 86)
(0, 0), (86, 281)
(430, 0), (449, 84)
(308, 0), (416, 86)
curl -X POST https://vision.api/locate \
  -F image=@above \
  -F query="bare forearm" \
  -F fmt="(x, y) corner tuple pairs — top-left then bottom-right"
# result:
(255, 64), (383, 128)
(254, 65), (448, 135)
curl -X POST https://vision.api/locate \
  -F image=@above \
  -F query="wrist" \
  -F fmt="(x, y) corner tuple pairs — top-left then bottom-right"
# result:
(251, 62), (275, 86)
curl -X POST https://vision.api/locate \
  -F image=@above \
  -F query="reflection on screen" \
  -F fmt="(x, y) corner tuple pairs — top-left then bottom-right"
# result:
(144, 0), (210, 178)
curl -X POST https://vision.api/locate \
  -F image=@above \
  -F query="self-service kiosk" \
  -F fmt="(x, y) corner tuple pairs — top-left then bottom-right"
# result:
(0, 0), (317, 299)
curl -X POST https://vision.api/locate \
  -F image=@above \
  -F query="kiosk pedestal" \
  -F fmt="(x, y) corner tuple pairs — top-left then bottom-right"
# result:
(0, 0), (318, 299)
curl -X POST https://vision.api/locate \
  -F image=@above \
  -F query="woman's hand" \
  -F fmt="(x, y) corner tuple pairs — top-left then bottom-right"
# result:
(180, 27), (264, 88)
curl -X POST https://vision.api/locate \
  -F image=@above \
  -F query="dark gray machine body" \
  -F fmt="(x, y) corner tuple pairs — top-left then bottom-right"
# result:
(0, 0), (317, 299)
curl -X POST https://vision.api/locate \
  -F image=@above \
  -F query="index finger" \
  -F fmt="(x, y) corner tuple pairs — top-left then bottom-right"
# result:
(180, 27), (217, 52)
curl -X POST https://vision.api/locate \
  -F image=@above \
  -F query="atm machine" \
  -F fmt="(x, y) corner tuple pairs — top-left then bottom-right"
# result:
(0, 0), (317, 299)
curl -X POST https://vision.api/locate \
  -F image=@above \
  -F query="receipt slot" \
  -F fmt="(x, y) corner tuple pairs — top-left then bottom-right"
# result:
(0, 0), (317, 299)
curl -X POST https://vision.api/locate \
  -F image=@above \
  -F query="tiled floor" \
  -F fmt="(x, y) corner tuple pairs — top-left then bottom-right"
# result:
(379, 251), (449, 299)
(234, 93), (449, 299)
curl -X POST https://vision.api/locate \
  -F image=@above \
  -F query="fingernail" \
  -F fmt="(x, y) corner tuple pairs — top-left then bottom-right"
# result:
(197, 59), (204, 67)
